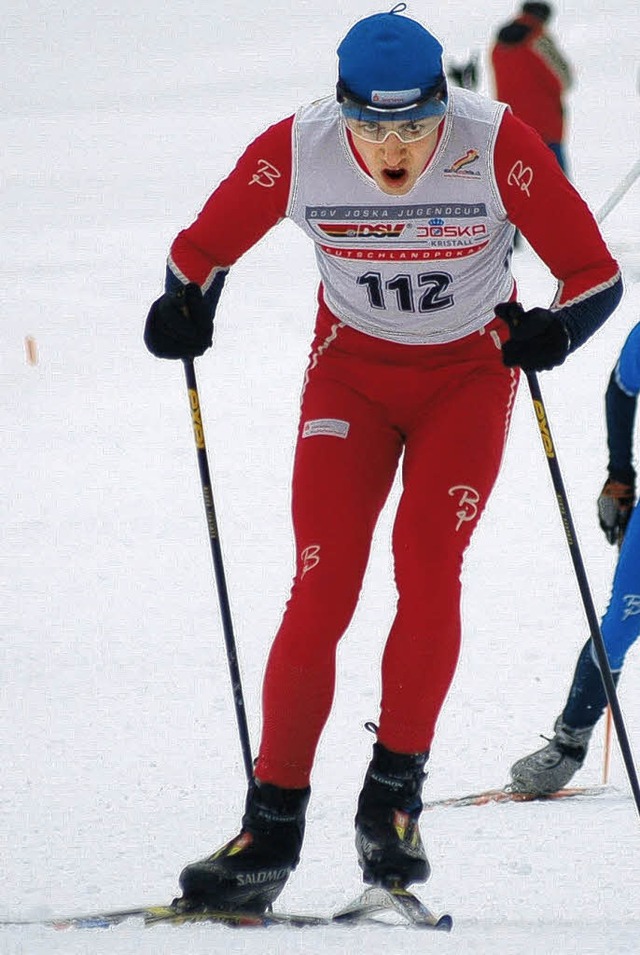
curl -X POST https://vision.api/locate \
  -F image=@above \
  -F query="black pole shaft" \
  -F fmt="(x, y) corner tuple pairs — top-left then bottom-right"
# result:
(526, 371), (640, 816)
(183, 358), (254, 782)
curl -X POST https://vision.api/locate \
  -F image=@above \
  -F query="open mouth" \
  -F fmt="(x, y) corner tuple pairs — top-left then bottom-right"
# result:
(383, 167), (407, 183)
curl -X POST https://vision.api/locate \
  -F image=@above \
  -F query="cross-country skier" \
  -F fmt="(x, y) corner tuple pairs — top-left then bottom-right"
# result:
(144, 5), (622, 911)
(490, 2), (574, 174)
(510, 323), (638, 794)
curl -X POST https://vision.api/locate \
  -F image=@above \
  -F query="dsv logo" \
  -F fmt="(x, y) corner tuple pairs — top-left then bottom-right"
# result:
(300, 544), (321, 577)
(249, 159), (281, 188)
(448, 485), (481, 530)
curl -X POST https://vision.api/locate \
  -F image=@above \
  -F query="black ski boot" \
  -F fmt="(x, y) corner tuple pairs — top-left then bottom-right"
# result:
(355, 742), (430, 887)
(510, 639), (620, 795)
(179, 779), (310, 912)
(509, 716), (593, 794)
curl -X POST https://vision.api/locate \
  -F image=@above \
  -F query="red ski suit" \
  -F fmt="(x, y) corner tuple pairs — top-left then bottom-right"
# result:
(168, 100), (618, 787)
(491, 14), (573, 146)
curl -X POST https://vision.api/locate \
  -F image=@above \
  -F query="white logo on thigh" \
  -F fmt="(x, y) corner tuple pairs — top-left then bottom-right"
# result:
(622, 594), (640, 620)
(301, 545), (321, 577)
(448, 485), (481, 530)
(302, 418), (350, 439)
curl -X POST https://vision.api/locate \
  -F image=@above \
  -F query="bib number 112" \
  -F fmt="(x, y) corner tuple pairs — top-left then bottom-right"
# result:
(357, 270), (453, 313)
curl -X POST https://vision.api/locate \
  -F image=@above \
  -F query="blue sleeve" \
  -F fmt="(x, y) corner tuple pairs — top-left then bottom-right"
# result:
(616, 322), (640, 395)
(605, 323), (640, 483)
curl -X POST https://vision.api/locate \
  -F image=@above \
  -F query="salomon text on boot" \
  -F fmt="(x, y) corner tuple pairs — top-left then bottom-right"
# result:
(178, 779), (310, 912)
(355, 742), (430, 887)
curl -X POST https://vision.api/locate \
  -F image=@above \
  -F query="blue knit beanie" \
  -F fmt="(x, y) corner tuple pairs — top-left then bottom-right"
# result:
(337, 6), (444, 109)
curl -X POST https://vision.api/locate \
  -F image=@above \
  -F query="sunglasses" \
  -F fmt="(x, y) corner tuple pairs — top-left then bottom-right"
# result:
(336, 76), (448, 143)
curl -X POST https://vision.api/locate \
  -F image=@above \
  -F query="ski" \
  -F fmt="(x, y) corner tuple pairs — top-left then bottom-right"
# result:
(333, 884), (452, 930)
(0, 905), (328, 930)
(0, 886), (452, 931)
(423, 784), (608, 810)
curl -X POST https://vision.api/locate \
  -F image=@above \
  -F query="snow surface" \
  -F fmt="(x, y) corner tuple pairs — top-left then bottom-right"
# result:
(2, 1), (639, 953)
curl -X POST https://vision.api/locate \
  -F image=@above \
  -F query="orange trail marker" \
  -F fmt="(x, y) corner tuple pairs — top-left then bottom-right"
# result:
(25, 336), (38, 365)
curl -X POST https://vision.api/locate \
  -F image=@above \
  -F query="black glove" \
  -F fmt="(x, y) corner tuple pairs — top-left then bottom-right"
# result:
(144, 283), (213, 359)
(495, 302), (570, 372)
(597, 473), (635, 545)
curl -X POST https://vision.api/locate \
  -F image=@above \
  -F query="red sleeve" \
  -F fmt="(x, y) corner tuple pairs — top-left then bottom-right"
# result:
(168, 116), (294, 286)
(494, 110), (619, 305)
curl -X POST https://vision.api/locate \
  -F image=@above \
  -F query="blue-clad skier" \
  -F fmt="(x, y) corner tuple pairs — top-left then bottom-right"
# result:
(511, 323), (639, 793)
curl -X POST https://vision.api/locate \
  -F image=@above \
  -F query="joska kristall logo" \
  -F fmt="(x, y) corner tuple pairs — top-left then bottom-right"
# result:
(444, 148), (481, 178)
(306, 204), (489, 261)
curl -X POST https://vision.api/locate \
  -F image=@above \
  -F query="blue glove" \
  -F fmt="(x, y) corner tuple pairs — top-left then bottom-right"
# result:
(496, 302), (570, 372)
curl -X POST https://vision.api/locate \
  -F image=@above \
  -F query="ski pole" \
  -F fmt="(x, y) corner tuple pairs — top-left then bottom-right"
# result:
(579, 163), (632, 787)
(602, 535), (625, 784)
(595, 155), (640, 224)
(525, 371), (640, 817)
(183, 357), (254, 782)
(603, 706), (613, 785)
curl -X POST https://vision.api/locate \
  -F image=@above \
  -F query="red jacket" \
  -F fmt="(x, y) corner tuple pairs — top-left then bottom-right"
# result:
(491, 14), (573, 144)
